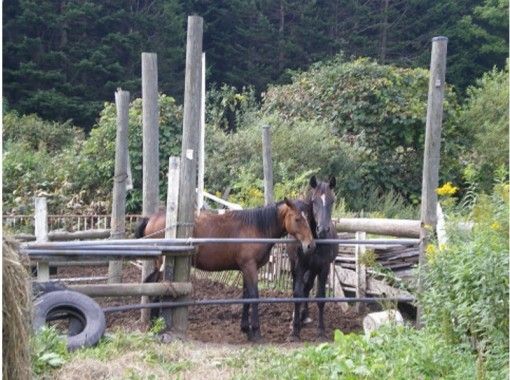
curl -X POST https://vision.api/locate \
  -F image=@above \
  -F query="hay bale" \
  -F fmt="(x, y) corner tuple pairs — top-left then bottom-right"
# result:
(3, 237), (32, 380)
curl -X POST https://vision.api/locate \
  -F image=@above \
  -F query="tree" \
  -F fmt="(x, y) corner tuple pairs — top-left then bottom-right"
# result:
(3, 0), (185, 130)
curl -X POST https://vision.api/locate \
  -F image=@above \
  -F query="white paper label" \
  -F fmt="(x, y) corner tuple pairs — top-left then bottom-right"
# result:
(186, 149), (194, 160)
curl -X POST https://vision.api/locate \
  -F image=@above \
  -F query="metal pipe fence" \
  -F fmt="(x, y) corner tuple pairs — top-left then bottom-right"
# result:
(102, 296), (416, 313)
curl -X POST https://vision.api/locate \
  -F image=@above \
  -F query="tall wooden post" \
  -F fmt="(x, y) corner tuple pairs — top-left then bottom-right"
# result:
(262, 125), (274, 205)
(35, 197), (49, 281)
(141, 52), (160, 323)
(417, 36), (448, 326)
(173, 15), (203, 334)
(197, 52), (206, 212)
(161, 157), (180, 329)
(355, 231), (367, 314)
(108, 89), (130, 283)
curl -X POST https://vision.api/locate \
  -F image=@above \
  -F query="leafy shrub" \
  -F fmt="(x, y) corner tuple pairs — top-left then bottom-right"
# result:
(262, 56), (462, 204)
(457, 64), (509, 192)
(71, 94), (183, 213)
(3, 112), (83, 153)
(243, 327), (476, 379)
(204, 115), (365, 208)
(421, 182), (509, 377)
(32, 327), (68, 375)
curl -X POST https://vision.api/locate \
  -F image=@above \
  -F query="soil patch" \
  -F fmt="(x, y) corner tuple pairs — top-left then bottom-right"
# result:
(56, 264), (364, 344)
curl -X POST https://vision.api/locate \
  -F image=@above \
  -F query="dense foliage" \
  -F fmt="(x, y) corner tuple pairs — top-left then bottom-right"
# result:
(457, 63), (509, 192)
(262, 56), (463, 206)
(4, 0), (507, 129)
(3, 95), (182, 214)
(421, 182), (509, 377)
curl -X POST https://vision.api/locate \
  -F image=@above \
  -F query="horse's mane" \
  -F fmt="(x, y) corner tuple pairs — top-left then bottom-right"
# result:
(227, 201), (285, 236)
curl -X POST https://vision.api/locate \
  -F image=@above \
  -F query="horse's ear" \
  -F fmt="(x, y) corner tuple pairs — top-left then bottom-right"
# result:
(309, 175), (318, 189)
(329, 176), (336, 189)
(284, 197), (297, 211)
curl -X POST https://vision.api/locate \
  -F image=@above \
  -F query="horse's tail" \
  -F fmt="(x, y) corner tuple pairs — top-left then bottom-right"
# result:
(134, 217), (149, 239)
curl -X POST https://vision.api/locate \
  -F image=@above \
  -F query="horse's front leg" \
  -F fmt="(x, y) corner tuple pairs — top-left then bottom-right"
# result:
(290, 264), (305, 341)
(301, 270), (316, 324)
(316, 268), (329, 338)
(243, 262), (262, 342)
(240, 279), (250, 335)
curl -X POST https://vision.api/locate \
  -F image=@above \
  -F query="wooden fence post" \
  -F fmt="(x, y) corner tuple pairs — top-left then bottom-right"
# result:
(35, 197), (49, 281)
(173, 15), (203, 334)
(262, 125), (274, 205)
(417, 36), (448, 326)
(197, 52), (206, 212)
(108, 89), (130, 283)
(355, 231), (367, 313)
(141, 52), (160, 323)
(161, 156), (180, 329)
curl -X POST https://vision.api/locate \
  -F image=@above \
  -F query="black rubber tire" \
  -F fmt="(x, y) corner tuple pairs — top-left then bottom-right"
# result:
(33, 290), (106, 351)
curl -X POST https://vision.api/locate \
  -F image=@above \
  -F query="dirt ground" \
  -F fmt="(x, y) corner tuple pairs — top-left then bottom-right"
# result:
(56, 263), (364, 344)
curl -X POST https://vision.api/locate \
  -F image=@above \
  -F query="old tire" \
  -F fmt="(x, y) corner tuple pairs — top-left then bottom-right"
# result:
(33, 290), (106, 351)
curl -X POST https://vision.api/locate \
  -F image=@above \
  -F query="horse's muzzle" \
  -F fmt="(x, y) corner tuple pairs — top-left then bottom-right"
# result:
(316, 225), (331, 239)
(301, 240), (316, 254)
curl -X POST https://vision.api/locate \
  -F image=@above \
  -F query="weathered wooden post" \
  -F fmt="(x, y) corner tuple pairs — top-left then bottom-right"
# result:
(417, 36), (448, 326)
(161, 156), (180, 329)
(262, 125), (274, 205)
(355, 231), (367, 313)
(197, 52), (206, 212)
(141, 52), (160, 323)
(173, 15), (203, 334)
(35, 197), (49, 281)
(108, 89), (130, 283)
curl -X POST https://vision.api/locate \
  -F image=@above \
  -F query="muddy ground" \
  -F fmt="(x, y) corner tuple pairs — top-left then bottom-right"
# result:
(56, 263), (364, 344)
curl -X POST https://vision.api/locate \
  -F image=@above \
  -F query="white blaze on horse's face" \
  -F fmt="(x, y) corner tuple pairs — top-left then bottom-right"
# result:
(320, 194), (326, 207)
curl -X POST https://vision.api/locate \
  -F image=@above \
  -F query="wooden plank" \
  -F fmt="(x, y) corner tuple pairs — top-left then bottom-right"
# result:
(417, 36), (448, 326)
(109, 89), (130, 283)
(141, 51), (160, 323)
(335, 265), (412, 298)
(174, 15), (203, 334)
(197, 52), (206, 212)
(68, 282), (192, 297)
(162, 156), (180, 329)
(35, 197), (49, 281)
(335, 218), (420, 238)
(262, 125), (274, 205)
(355, 231), (367, 313)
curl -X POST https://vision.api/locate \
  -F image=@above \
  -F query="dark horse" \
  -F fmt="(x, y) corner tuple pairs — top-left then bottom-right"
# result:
(135, 198), (315, 341)
(288, 175), (337, 340)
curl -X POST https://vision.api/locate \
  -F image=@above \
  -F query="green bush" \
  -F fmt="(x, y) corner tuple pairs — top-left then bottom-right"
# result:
(457, 64), (509, 192)
(244, 327), (476, 379)
(421, 182), (509, 378)
(204, 115), (365, 208)
(71, 94), (183, 213)
(262, 56), (462, 204)
(2, 112), (85, 214)
(31, 327), (68, 376)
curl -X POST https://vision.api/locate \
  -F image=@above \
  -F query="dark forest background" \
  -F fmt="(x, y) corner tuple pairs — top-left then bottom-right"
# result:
(4, 0), (508, 130)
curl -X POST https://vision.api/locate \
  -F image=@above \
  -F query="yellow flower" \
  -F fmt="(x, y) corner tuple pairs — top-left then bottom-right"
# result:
(436, 182), (458, 197)
(425, 243), (438, 263)
(490, 222), (502, 231)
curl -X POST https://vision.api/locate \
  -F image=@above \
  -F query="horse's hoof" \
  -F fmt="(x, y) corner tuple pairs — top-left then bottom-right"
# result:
(287, 334), (301, 342)
(249, 332), (264, 343)
(241, 325), (250, 334)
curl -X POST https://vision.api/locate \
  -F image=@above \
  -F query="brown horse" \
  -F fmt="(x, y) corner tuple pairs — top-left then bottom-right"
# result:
(135, 198), (315, 341)
(288, 175), (337, 340)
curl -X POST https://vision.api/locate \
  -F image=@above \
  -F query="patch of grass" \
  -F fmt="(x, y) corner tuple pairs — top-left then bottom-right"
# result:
(232, 327), (477, 380)
(31, 326), (69, 376)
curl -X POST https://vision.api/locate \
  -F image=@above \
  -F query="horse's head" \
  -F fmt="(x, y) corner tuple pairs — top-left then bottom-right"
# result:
(308, 175), (336, 238)
(282, 198), (316, 254)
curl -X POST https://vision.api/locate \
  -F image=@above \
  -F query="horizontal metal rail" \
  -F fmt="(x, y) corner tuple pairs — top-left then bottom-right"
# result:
(102, 296), (416, 313)
(22, 237), (420, 249)
(48, 276), (109, 283)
